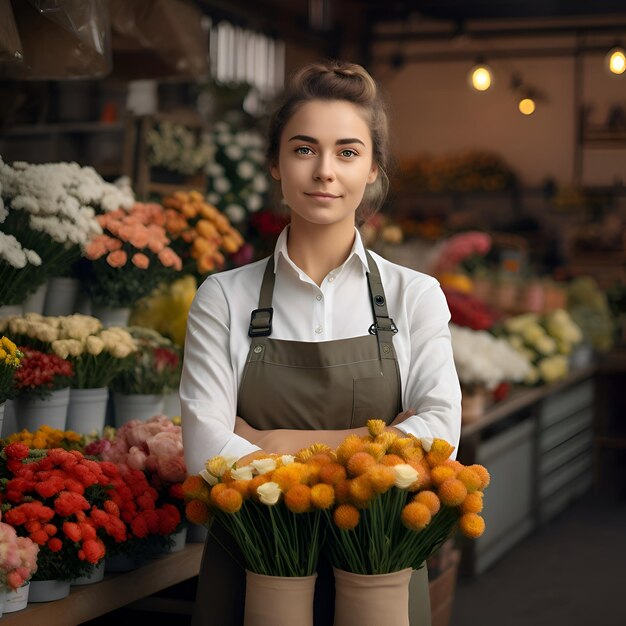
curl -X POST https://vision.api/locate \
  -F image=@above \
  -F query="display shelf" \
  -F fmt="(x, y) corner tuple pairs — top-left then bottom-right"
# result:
(1, 544), (203, 626)
(2, 122), (124, 136)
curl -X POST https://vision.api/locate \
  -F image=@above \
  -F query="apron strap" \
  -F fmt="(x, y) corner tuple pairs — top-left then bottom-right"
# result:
(365, 250), (398, 348)
(248, 257), (275, 337)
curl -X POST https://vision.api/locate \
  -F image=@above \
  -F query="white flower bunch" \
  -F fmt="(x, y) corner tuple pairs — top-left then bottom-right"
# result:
(204, 120), (269, 225)
(450, 323), (530, 390)
(147, 121), (215, 176)
(0, 232), (41, 269)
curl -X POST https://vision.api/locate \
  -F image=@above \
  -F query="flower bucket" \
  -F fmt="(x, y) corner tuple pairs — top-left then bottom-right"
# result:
(105, 554), (144, 573)
(163, 390), (181, 418)
(0, 586), (6, 618)
(14, 387), (70, 432)
(66, 387), (109, 435)
(244, 571), (317, 626)
(333, 567), (413, 626)
(163, 525), (188, 554)
(461, 386), (488, 424)
(70, 560), (106, 586)
(113, 392), (165, 426)
(43, 277), (81, 316)
(0, 401), (5, 435)
(3, 582), (30, 613)
(29, 579), (71, 602)
(1, 399), (16, 438)
(22, 281), (48, 315)
(91, 304), (131, 328)
(0, 304), (23, 317)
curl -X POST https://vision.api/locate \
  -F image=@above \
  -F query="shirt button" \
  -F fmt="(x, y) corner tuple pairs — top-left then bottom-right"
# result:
(328, 276), (335, 283)
(315, 326), (323, 334)
(316, 294), (322, 301)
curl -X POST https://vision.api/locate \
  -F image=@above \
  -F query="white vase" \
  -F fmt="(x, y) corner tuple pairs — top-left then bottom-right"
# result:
(0, 401), (4, 435)
(66, 387), (109, 435)
(163, 390), (181, 418)
(29, 579), (71, 602)
(3, 582), (29, 613)
(0, 304), (23, 318)
(44, 277), (81, 316)
(70, 560), (106, 586)
(113, 392), (165, 426)
(91, 304), (131, 328)
(14, 388), (70, 432)
(1, 399), (17, 438)
(163, 526), (188, 554)
(22, 281), (49, 315)
(0, 586), (6, 618)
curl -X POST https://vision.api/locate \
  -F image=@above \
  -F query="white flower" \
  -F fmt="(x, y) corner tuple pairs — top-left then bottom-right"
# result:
(246, 194), (263, 212)
(224, 144), (244, 161)
(217, 133), (232, 146)
(225, 204), (246, 224)
(206, 192), (221, 205)
(252, 174), (269, 193)
(420, 437), (433, 452)
(393, 464), (418, 489)
(257, 481), (281, 505)
(237, 161), (255, 180)
(199, 469), (218, 486)
(207, 163), (225, 177)
(213, 177), (231, 194)
(231, 466), (254, 481)
(280, 455), (295, 466)
(86, 336), (105, 356)
(250, 457), (277, 475)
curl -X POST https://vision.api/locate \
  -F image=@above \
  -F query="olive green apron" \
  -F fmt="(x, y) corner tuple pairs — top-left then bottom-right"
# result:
(192, 252), (431, 626)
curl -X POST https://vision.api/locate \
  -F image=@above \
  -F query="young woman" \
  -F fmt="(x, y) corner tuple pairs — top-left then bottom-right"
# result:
(181, 60), (461, 626)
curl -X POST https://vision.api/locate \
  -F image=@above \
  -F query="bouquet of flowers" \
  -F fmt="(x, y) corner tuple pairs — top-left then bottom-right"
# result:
(497, 309), (584, 385)
(182, 450), (333, 576)
(82, 202), (183, 308)
(0, 335), (22, 404)
(0, 158), (134, 296)
(204, 119), (270, 227)
(161, 190), (245, 276)
(0, 511), (39, 591)
(0, 231), (43, 306)
(0, 444), (128, 581)
(1, 313), (137, 389)
(4, 425), (84, 452)
(109, 327), (181, 395)
(13, 347), (73, 399)
(449, 324), (530, 393)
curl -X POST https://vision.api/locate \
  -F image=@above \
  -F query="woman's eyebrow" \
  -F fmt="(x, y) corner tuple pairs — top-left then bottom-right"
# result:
(288, 134), (366, 146)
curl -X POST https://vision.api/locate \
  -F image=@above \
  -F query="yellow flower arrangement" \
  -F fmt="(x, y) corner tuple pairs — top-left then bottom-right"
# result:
(4, 425), (84, 451)
(0, 335), (22, 404)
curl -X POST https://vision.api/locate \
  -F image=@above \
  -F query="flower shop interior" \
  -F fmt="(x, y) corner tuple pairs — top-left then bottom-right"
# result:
(1, 1), (626, 625)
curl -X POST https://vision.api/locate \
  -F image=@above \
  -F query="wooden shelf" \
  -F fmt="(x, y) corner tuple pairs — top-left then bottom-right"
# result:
(1, 544), (204, 626)
(2, 122), (124, 137)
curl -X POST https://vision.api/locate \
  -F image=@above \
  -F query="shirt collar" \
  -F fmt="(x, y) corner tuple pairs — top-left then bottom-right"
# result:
(273, 226), (369, 276)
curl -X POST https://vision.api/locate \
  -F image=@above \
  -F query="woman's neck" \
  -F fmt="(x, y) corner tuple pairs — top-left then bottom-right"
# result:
(287, 217), (356, 286)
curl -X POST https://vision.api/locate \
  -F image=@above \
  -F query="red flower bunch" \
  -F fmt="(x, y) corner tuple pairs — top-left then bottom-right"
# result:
(0, 445), (127, 581)
(13, 347), (73, 398)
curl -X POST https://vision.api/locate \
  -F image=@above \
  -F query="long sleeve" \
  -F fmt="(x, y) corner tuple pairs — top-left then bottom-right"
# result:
(394, 281), (462, 459)
(180, 276), (260, 474)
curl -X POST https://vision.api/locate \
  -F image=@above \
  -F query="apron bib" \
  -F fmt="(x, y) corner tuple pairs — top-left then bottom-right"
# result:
(192, 252), (431, 626)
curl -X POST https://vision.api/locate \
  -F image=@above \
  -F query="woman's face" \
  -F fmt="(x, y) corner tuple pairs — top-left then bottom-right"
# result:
(271, 99), (378, 229)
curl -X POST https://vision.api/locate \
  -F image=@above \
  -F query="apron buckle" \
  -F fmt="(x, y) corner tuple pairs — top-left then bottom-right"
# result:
(369, 317), (398, 335)
(248, 307), (274, 337)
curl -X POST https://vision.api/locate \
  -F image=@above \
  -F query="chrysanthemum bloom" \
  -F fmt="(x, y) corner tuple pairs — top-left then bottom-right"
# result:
(401, 502), (431, 531)
(185, 500), (211, 525)
(310, 483), (335, 509)
(468, 464), (491, 489)
(380, 454), (404, 467)
(347, 451), (377, 477)
(438, 478), (468, 507)
(459, 512), (486, 538)
(319, 463), (347, 486)
(460, 491), (484, 515)
(367, 419), (386, 437)
(457, 467), (482, 493)
(336, 435), (365, 465)
(349, 475), (375, 505)
(413, 490), (441, 515)
(431, 465), (456, 487)
(333, 504), (360, 530)
(366, 465), (396, 494)
(213, 488), (243, 514)
(426, 439), (455, 467)
(285, 484), (312, 513)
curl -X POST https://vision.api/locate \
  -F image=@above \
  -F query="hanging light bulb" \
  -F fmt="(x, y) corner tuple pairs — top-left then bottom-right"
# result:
(468, 61), (493, 91)
(518, 97), (536, 115)
(607, 46), (626, 75)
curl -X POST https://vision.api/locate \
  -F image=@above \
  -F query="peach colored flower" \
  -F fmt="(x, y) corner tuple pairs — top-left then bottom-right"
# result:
(117, 225), (135, 243)
(106, 250), (127, 268)
(106, 220), (122, 236)
(129, 228), (151, 249)
(131, 253), (150, 269)
(148, 238), (166, 254)
(104, 236), (123, 251)
(158, 247), (182, 271)
(84, 239), (108, 260)
(126, 446), (148, 470)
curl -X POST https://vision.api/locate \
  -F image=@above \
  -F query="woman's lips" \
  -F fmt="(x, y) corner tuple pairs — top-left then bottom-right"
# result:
(305, 192), (339, 200)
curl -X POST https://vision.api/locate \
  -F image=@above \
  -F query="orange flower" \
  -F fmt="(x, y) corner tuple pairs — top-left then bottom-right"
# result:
(468, 464), (491, 489)
(230, 480), (251, 498)
(443, 459), (463, 473)
(213, 488), (243, 514)
(319, 463), (347, 486)
(380, 454), (404, 467)
(413, 490), (441, 515)
(362, 442), (386, 462)
(273, 464), (308, 491)
(457, 467), (482, 493)
(131, 253), (150, 269)
(415, 458), (432, 489)
(158, 247), (182, 271)
(401, 502), (431, 531)
(310, 483), (335, 509)
(248, 474), (271, 498)
(366, 465), (396, 493)
(426, 439), (455, 467)
(367, 419), (386, 437)
(334, 479), (352, 504)
(84, 239), (108, 260)
(106, 250), (127, 268)
(334, 504), (360, 530)
(438, 478), (468, 507)
(336, 435), (364, 465)
(459, 512), (485, 538)
(460, 492), (484, 514)
(349, 475), (375, 505)
(209, 482), (228, 506)
(182, 475), (211, 503)
(306, 452), (334, 467)
(285, 484), (312, 513)
(347, 452), (377, 476)
(431, 465), (456, 487)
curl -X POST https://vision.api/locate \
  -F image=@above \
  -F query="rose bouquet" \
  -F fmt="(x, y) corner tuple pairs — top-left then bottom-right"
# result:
(109, 327), (181, 395)
(13, 347), (73, 400)
(0, 444), (127, 581)
(0, 512), (39, 591)
(82, 202), (183, 308)
(182, 451), (334, 577)
(0, 335), (22, 404)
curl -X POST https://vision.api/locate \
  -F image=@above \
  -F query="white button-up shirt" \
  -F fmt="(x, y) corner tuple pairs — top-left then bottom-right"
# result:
(181, 227), (461, 473)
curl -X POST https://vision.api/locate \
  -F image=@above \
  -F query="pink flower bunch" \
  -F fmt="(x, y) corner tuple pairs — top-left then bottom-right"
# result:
(0, 512), (39, 590)
(429, 231), (492, 275)
(84, 202), (182, 272)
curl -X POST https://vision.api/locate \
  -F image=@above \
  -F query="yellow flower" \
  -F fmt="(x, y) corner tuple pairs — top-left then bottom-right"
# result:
(336, 435), (364, 465)
(333, 504), (360, 530)
(362, 442), (386, 462)
(366, 465), (396, 494)
(413, 490), (441, 515)
(310, 483), (335, 509)
(431, 465), (456, 487)
(319, 463), (347, 486)
(284, 484), (312, 513)
(206, 456), (231, 478)
(426, 439), (455, 467)
(349, 475), (375, 505)
(401, 502), (431, 531)
(272, 464), (308, 491)
(366, 419), (386, 437)
(213, 487), (243, 514)
(460, 492), (484, 514)
(374, 431), (398, 451)
(296, 443), (334, 463)
(456, 467), (482, 493)
(438, 478), (468, 507)
(347, 451), (377, 477)
(459, 512), (486, 538)
(468, 464), (491, 490)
